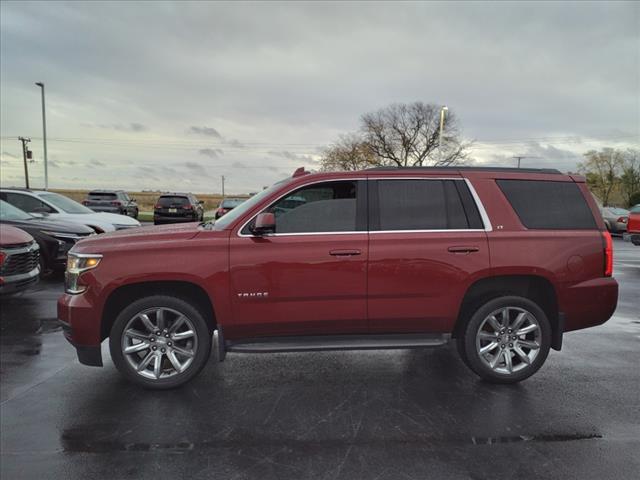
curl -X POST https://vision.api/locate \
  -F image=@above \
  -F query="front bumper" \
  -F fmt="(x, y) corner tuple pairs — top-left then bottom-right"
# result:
(0, 267), (40, 295)
(58, 292), (103, 366)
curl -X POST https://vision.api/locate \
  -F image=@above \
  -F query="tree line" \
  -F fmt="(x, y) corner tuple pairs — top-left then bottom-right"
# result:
(578, 148), (640, 207)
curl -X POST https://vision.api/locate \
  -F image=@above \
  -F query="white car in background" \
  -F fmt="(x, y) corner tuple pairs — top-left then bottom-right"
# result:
(0, 188), (141, 233)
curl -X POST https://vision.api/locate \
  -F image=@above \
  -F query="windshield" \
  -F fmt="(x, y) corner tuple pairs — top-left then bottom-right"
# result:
(221, 198), (244, 208)
(630, 205), (640, 213)
(40, 193), (94, 214)
(213, 179), (290, 230)
(0, 200), (34, 221)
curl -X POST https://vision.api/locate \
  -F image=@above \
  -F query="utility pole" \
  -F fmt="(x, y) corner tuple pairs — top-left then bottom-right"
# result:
(221, 175), (225, 198)
(19, 137), (32, 188)
(35, 82), (48, 190)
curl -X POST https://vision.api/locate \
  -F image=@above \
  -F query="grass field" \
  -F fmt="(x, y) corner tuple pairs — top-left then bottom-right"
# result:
(50, 189), (246, 212)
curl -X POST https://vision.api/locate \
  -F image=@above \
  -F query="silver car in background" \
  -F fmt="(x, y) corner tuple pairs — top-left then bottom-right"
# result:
(601, 206), (629, 234)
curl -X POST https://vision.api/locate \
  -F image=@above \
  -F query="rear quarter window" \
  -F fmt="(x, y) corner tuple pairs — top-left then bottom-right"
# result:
(496, 179), (597, 230)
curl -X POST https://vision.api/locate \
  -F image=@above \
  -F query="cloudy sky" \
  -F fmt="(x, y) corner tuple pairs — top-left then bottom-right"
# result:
(1, 1), (638, 194)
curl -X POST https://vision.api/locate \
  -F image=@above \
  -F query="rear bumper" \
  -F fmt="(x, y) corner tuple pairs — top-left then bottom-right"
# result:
(58, 293), (103, 366)
(561, 277), (618, 332)
(0, 267), (40, 295)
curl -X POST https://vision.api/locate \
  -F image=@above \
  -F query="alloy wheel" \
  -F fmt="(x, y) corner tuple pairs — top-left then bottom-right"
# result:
(121, 307), (198, 380)
(475, 306), (541, 375)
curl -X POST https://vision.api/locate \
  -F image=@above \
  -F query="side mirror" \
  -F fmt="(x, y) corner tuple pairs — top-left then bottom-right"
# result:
(198, 200), (204, 205)
(251, 212), (275, 235)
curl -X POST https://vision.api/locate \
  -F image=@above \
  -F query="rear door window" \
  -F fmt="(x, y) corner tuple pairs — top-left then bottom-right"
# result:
(371, 179), (482, 230)
(496, 179), (597, 229)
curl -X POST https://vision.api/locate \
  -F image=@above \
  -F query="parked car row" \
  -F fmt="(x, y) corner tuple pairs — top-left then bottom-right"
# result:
(83, 190), (139, 218)
(0, 188), (142, 295)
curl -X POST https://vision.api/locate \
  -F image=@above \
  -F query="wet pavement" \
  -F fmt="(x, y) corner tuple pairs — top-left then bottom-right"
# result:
(1, 238), (639, 479)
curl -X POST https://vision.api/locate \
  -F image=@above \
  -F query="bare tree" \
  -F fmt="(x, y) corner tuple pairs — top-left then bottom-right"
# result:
(360, 102), (470, 167)
(620, 148), (640, 207)
(578, 148), (625, 205)
(319, 133), (377, 172)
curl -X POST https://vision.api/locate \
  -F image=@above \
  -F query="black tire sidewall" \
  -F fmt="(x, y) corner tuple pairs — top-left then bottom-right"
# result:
(462, 296), (551, 384)
(109, 295), (212, 389)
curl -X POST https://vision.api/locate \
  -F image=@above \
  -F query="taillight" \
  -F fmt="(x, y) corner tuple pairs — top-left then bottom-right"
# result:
(0, 251), (5, 267)
(154, 204), (161, 209)
(82, 200), (89, 205)
(617, 217), (627, 223)
(111, 201), (122, 206)
(603, 231), (613, 277)
(183, 205), (193, 210)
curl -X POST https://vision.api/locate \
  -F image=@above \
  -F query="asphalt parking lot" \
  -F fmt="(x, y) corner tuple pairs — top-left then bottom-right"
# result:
(1, 238), (638, 480)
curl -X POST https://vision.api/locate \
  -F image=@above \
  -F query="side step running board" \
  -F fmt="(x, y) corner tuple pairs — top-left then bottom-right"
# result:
(225, 333), (451, 354)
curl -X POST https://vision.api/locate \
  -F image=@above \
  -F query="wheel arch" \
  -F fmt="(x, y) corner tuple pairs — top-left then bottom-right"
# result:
(101, 280), (217, 341)
(453, 275), (560, 348)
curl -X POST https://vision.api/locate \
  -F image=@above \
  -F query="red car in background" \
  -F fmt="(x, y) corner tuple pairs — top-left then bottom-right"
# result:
(627, 204), (640, 245)
(0, 225), (40, 295)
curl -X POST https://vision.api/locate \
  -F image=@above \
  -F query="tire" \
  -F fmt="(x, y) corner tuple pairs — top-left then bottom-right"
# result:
(109, 295), (212, 389)
(133, 208), (139, 219)
(458, 296), (551, 384)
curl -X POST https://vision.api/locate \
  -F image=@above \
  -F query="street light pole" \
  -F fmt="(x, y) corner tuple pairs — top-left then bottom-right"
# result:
(438, 106), (448, 163)
(221, 175), (225, 198)
(19, 137), (31, 188)
(35, 82), (49, 190)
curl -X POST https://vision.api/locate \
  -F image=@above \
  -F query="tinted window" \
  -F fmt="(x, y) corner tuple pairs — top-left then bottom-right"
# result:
(497, 180), (596, 229)
(257, 181), (357, 234)
(158, 196), (189, 207)
(0, 200), (34, 220)
(88, 192), (117, 200)
(40, 193), (93, 214)
(3, 192), (54, 213)
(374, 179), (477, 230)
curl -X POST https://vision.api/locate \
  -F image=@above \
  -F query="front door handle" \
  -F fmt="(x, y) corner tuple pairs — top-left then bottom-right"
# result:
(329, 249), (361, 257)
(448, 246), (479, 254)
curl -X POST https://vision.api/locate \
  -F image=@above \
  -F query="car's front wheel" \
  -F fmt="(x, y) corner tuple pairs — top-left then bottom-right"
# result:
(458, 296), (551, 384)
(109, 295), (212, 389)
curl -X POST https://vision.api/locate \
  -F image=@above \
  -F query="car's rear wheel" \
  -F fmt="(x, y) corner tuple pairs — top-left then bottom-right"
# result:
(109, 295), (212, 389)
(458, 296), (551, 384)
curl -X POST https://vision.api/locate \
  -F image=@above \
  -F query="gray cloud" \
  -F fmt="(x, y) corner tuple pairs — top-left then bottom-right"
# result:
(89, 159), (106, 167)
(189, 126), (221, 138)
(268, 150), (315, 163)
(183, 161), (211, 177)
(96, 123), (148, 132)
(198, 148), (224, 158)
(0, 1), (637, 191)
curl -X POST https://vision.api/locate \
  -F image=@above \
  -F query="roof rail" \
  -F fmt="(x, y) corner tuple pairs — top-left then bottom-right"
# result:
(365, 166), (562, 174)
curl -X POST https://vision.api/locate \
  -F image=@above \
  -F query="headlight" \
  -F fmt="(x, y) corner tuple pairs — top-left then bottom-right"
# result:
(65, 253), (102, 294)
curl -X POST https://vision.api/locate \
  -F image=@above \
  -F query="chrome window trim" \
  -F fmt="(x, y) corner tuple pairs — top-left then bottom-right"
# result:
(236, 176), (492, 237)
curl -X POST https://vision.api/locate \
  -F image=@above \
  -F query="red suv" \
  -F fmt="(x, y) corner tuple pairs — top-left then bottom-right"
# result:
(58, 167), (618, 389)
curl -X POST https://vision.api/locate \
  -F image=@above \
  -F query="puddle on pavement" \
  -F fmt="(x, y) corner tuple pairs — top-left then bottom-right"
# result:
(60, 427), (603, 453)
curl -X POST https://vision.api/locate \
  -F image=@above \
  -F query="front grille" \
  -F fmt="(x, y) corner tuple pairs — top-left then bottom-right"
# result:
(1, 243), (40, 276)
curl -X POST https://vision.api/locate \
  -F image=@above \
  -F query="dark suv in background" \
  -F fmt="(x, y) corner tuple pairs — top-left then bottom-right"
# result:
(83, 190), (139, 218)
(153, 193), (204, 225)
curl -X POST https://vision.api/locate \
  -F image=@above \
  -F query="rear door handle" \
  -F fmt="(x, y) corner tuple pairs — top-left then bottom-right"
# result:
(448, 246), (479, 254)
(329, 249), (361, 257)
